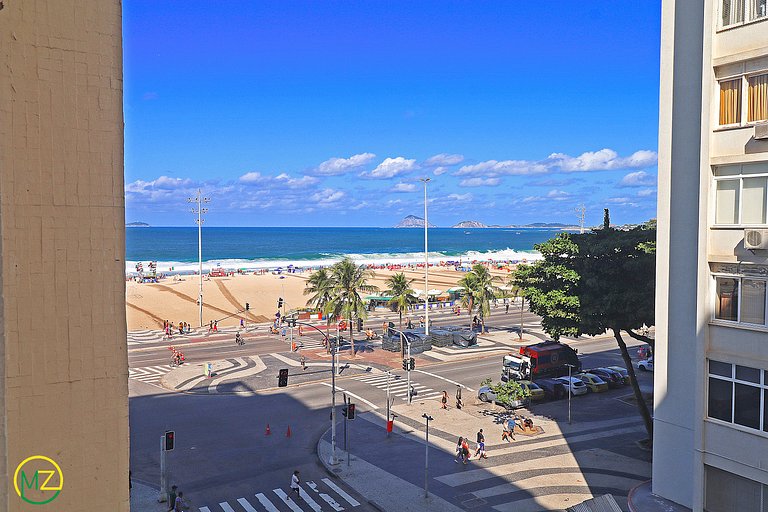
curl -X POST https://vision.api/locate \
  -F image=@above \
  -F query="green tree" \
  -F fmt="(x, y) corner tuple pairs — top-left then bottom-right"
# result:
(384, 272), (417, 330)
(303, 267), (335, 342)
(327, 258), (378, 356)
(489, 380), (530, 408)
(514, 214), (656, 439)
(467, 264), (501, 333)
(457, 272), (478, 330)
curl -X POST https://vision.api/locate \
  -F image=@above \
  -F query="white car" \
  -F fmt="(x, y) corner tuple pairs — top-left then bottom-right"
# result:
(637, 357), (654, 371)
(554, 376), (588, 396)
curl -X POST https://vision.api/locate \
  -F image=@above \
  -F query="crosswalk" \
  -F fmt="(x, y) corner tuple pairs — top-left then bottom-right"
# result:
(128, 365), (172, 385)
(198, 478), (360, 512)
(352, 373), (443, 401)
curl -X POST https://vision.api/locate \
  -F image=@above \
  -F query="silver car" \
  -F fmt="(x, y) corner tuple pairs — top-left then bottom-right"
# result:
(477, 385), (530, 409)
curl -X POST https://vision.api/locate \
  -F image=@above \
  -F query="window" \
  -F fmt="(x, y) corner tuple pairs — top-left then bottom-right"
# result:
(713, 164), (768, 226)
(723, 0), (746, 26)
(708, 360), (768, 433)
(749, 74), (768, 122)
(750, 0), (768, 20)
(742, 279), (767, 324)
(715, 277), (739, 321)
(719, 79), (742, 125)
(705, 466), (766, 512)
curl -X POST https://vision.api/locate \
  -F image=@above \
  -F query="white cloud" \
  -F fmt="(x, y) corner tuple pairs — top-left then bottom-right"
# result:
(619, 170), (657, 187)
(274, 173), (319, 188)
(315, 153), (376, 176)
(391, 183), (417, 193)
(424, 153), (464, 167)
(310, 188), (346, 205)
(433, 166), (449, 176)
(445, 193), (472, 201)
(455, 148), (657, 177)
(238, 172), (264, 184)
(637, 188), (656, 197)
(126, 176), (195, 193)
(361, 157), (419, 179)
(607, 197), (640, 207)
(459, 177), (501, 187)
(547, 190), (570, 199)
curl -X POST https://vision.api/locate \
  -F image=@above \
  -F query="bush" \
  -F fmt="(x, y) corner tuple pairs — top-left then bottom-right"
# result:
(490, 380), (529, 406)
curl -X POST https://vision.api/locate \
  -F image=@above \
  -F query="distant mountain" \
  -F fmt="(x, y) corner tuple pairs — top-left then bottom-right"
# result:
(452, 220), (487, 228)
(126, 222), (150, 227)
(394, 215), (436, 228)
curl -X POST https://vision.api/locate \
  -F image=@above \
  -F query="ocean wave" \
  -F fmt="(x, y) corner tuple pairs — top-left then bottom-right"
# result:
(125, 248), (541, 274)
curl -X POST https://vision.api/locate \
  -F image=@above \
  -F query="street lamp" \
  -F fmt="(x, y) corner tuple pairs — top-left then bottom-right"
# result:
(565, 363), (575, 425)
(420, 177), (431, 335)
(187, 189), (210, 327)
(422, 413), (434, 498)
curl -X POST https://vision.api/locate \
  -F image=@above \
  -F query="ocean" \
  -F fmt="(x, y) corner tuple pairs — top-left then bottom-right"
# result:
(125, 227), (560, 274)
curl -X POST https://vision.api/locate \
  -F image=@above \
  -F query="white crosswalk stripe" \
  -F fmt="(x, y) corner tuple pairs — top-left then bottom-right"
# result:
(352, 374), (443, 401)
(199, 478), (361, 512)
(128, 365), (172, 385)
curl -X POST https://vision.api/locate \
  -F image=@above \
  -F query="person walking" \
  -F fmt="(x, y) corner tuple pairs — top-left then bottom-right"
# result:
(174, 491), (189, 512)
(475, 429), (487, 459)
(213, 320), (218, 332)
(167, 485), (178, 512)
(505, 303), (510, 314)
(454, 437), (464, 464)
(461, 437), (471, 464)
(441, 390), (448, 409)
(290, 470), (301, 500)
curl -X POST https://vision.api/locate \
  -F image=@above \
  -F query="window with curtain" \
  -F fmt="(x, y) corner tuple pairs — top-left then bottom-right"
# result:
(748, 74), (768, 122)
(720, 79), (742, 125)
(716, 277), (739, 321)
(751, 0), (768, 19)
(723, 0), (746, 25)
(742, 177), (767, 224)
(715, 180), (740, 224)
(741, 279), (766, 325)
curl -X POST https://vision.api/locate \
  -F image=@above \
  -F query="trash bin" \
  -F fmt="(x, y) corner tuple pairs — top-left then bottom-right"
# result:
(386, 420), (394, 433)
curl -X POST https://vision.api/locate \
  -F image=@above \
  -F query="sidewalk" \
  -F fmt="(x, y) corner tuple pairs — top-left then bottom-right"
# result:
(131, 480), (169, 512)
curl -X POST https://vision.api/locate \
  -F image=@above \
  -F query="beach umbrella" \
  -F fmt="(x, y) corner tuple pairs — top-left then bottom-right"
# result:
(413, 288), (425, 296)
(427, 289), (442, 296)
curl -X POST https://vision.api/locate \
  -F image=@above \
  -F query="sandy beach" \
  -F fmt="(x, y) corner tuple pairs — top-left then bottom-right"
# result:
(125, 266), (514, 331)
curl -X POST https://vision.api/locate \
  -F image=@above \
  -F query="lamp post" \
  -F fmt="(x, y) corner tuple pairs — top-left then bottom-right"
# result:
(565, 363), (575, 425)
(420, 177), (431, 335)
(422, 413), (434, 498)
(187, 189), (210, 327)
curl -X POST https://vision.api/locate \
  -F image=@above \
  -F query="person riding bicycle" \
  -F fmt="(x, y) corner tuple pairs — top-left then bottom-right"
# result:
(235, 332), (243, 345)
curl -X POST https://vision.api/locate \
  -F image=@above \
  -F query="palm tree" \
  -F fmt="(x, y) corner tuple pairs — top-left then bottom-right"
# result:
(385, 272), (417, 330)
(460, 264), (501, 333)
(327, 258), (378, 356)
(304, 267), (335, 344)
(458, 272), (478, 330)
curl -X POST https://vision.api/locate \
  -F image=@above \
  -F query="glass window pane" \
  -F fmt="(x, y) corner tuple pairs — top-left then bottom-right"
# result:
(719, 79), (742, 124)
(709, 377), (733, 422)
(764, 391), (768, 432)
(735, 382), (761, 429)
(741, 280), (767, 325)
(716, 180), (740, 224)
(742, 178), (767, 224)
(710, 360), (733, 377)
(705, 466), (762, 512)
(748, 74), (768, 121)
(714, 165), (742, 176)
(754, 0), (768, 19)
(736, 365), (761, 383)
(716, 277), (739, 321)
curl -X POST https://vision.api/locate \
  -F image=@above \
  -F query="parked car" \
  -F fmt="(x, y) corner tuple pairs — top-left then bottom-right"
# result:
(536, 378), (568, 400)
(554, 376), (588, 396)
(517, 380), (546, 401)
(587, 367), (624, 388)
(605, 366), (632, 384)
(477, 386), (530, 409)
(637, 357), (654, 371)
(573, 373), (609, 393)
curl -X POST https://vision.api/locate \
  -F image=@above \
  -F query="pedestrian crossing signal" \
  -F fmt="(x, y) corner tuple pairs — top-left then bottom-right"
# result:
(347, 403), (356, 420)
(402, 359), (408, 371)
(278, 368), (289, 387)
(245, 302), (250, 311)
(409, 357), (416, 371)
(277, 297), (284, 309)
(164, 430), (175, 451)
(341, 406), (347, 418)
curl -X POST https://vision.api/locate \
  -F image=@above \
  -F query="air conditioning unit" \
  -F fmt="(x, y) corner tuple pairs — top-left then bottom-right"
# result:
(745, 229), (768, 250)
(756, 123), (768, 140)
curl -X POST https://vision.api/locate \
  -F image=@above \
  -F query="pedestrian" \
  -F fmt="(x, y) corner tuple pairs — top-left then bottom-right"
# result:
(167, 485), (178, 512)
(456, 386), (463, 410)
(502, 418), (516, 442)
(174, 491), (188, 512)
(441, 390), (448, 409)
(505, 304), (510, 314)
(240, 318), (244, 328)
(475, 429), (487, 459)
(454, 436), (464, 463)
(300, 355), (306, 371)
(213, 320), (218, 332)
(461, 437), (471, 464)
(290, 470), (301, 500)
(208, 320), (213, 333)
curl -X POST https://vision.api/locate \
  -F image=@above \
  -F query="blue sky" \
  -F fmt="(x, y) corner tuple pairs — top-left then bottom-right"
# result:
(123, 1), (661, 227)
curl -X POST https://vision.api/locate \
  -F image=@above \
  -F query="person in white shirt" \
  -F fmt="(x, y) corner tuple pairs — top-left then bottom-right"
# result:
(290, 470), (301, 500)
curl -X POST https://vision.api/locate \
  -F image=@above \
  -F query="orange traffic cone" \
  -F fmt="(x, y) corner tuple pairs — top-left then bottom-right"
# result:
(286, 425), (292, 438)
(265, 424), (271, 436)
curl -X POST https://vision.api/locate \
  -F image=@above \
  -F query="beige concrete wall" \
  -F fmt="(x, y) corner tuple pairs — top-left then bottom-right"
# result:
(0, 1), (128, 511)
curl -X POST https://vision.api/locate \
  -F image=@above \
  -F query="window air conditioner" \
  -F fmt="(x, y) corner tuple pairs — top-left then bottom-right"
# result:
(756, 123), (768, 140)
(744, 229), (768, 250)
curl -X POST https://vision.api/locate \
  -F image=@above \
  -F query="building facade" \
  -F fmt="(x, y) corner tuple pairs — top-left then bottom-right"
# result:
(0, 1), (129, 511)
(657, 0), (768, 509)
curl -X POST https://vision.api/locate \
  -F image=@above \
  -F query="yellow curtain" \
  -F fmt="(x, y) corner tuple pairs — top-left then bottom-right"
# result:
(748, 74), (768, 122)
(720, 79), (741, 125)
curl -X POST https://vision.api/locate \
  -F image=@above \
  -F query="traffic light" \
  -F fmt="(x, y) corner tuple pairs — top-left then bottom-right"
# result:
(347, 403), (356, 420)
(277, 297), (284, 309)
(286, 318), (296, 327)
(402, 359), (408, 371)
(278, 368), (289, 387)
(245, 302), (250, 311)
(341, 406), (348, 418)
(357, 318), (363, 332)
(164, 430), (175, 451)
(409, 358), (416, 371)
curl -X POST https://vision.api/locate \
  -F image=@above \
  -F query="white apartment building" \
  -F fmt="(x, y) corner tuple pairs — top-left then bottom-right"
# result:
(656, 0), (768, 510)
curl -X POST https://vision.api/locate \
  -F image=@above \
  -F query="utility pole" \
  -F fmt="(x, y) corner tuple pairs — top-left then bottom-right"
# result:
(386, 370), (391, 437)
(519, 296), (525, 341)
(575, 203), (586, 234)
(422, 414), (433, 498)
(566, 363), (575, 424)
(188, 189), (210, 327)
(420, 177), (431, 335)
